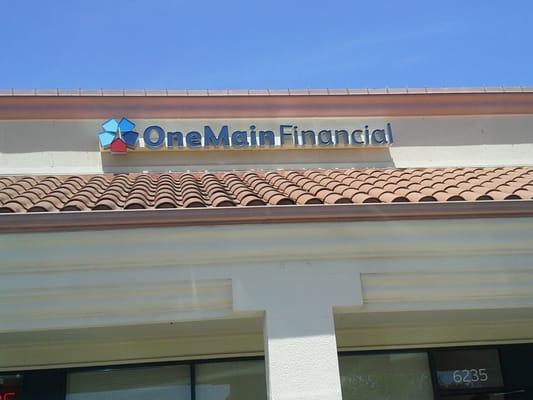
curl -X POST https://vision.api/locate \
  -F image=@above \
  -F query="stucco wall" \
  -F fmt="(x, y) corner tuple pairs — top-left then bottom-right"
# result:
(1, 217), (533, 370)
(1, 115), (533, 174)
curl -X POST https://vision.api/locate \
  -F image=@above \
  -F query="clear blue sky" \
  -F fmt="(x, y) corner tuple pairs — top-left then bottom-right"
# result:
(1, 0), (531, 89)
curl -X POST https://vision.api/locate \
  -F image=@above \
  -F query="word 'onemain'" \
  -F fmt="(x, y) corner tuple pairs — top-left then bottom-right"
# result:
(141, 123), (394, 149)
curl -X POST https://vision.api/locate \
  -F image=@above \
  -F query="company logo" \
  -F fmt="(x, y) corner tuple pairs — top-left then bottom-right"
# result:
(98, 118), (139, 154)
(98, 119), (394, 153)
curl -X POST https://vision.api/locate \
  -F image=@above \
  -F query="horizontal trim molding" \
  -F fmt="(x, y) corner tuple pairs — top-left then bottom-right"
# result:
(362, 270), (533, 304)
(0, 278), (233, 332)
(1, 92), (533, 119)
(1, 201), (533, 233)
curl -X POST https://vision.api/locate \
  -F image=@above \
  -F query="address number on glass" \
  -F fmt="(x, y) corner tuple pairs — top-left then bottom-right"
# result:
(433, 349), (504, 390)
(453, 369), (489, 383)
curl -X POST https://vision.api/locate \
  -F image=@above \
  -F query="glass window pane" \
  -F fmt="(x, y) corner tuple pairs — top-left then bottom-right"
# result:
(433, 349), (503, 391)
(339, 353), (434, 400)
(66, 365), (190, 400)
(195, 360), (266, 400)
(442, 396), (523, 400)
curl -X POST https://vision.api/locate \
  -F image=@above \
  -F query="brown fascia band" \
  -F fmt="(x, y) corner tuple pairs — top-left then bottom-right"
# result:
(1, 201), (533, 233)
(1, 92), (533, 119)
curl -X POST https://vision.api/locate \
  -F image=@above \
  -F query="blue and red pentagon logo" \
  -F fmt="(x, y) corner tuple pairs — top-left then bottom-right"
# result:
(98, 118), (138, 154)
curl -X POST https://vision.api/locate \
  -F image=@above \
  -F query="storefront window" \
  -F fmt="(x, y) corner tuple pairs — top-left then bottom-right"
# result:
(441, 395), (521, 400)
(65, 359), (266, 400)
(66, 365), (190, 400)
(195, 360), (267, 400)
(339, 353), (434, 400)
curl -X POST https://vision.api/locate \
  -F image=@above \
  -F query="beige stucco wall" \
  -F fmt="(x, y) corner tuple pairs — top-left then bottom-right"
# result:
(2, 216), (533, 400)
(1, 114), (533, 174)
(1, 217), (533, 370)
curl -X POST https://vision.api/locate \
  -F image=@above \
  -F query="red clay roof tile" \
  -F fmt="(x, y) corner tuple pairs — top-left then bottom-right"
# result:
(1, 166), (533, 214)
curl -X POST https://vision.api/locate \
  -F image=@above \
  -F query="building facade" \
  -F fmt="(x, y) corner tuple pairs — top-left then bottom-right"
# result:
(1, 88), (533, 399)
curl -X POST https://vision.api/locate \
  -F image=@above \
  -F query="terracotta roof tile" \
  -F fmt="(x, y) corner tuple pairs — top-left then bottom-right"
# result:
(1, 166), (533, 214)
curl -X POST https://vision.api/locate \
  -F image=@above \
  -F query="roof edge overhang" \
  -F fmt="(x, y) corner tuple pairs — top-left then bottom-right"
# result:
(1, 90), (533, 119)
(1, 201), (532, 233)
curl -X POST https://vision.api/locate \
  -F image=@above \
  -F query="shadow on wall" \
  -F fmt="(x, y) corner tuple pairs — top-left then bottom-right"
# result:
(0, 121), (98, 153)
(100, 147), (396, 173)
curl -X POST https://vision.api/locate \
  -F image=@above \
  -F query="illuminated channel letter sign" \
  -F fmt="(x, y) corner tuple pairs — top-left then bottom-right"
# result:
(98, 118), (394, 154)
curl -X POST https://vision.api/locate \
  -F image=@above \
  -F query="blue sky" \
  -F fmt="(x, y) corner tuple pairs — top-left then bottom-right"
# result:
(1, 0), (531, 89)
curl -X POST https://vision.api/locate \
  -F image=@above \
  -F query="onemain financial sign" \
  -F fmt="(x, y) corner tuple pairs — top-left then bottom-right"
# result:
(98, 118), (394, 154)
